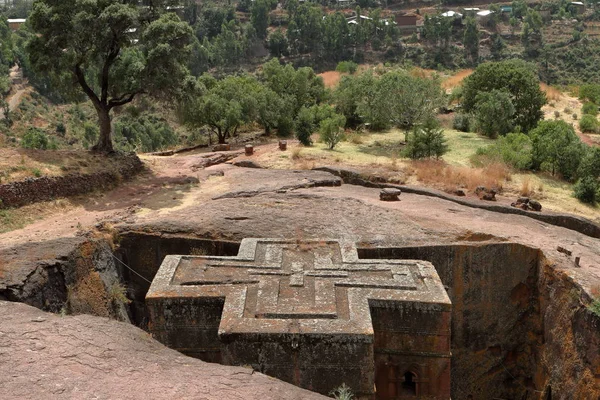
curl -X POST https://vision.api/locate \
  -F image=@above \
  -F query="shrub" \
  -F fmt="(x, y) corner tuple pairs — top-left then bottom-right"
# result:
(319, 114), (346, 150)
(579, 114), (599, 133)
(83, 122), (99, 149)
(474, 132), (533, 170)
(579, 84), (600, 104)
(582, 102), (599, 117)
(452, 113), (472, 132)
(113, 113), (178, 152)
(573, 176), (599, 204)
(530, 120), (585, 180)
(554, 110), (560, 119)
(295, 107), (314, 146)
(336, 61), (358, 74)
(578, 147), (600, 179)
(404, 119), (448, 159)
(276, 117), (293, 137)
(473, 90), (516, 137)
(21, 127), (49, 150)
(589, 297), (600, 316)
(56, 122), (66, 136)
(573, 113), (578, 120)
(330, 383), (354, 400)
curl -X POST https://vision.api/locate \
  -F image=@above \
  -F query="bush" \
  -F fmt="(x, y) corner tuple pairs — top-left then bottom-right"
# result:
(530, 120), (584, 180)
(579, 114), (599, 133)
(474, 132), (533, 170)
(582, 102), (599, 117)
(404, 118), (448, 159)
(113, 113), (178, 152)
(21, 127), (49, 149)
(578, 147), (600, 179)
(573, 176), (599, 204)
(83, 122), (98, 149)
(336, 61), (358, 74)
(579, 84), (600, 104)
(473, 90), (516, 138)
(452, 113), (472, 132)
(319, 114), (346, 150)
(55, 122), (66, 136)
(295, 107), (314, 146)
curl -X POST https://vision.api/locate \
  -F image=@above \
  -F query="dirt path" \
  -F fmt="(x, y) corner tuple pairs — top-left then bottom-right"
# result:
(2, 65), (30, 119)
(0, 151), (235, 249)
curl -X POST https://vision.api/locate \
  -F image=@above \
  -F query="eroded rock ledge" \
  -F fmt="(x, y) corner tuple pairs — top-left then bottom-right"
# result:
(0, 152), (143, 209)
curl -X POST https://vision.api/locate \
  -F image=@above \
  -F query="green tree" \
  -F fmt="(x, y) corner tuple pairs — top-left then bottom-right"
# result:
(512, 0), (528, 18)
(474, 90), (516, 137)
(319, 113), (346, 150)
(462, 60), (546, 132)
(463, 17), (480, 65)
(287, 4), (323, 55)
(374, 70), (445, 134)
(490, 33), (505, 60)
(334, 72), (376, 128)
(184, 75), (260, 144)
(295, 106), (315, 146)
(322, 12), (351, 62)
(404, 118), (448, 159)
(210, 20), (250, 66)
(578, 147), (600, 179)
(255, 85), (290, 135)
(530, 120), (584, 180)
(260, 59), (325, 118)
(521, 10), (543, 57)
(573, 176), (599, 204)
(28, 1), (193, 152)
(251, 0), (270, 39)
(268, 30), (289, 57)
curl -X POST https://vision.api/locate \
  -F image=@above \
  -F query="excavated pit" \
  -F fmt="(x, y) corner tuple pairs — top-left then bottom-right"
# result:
(109, 232), (600, 399)
(6, 232), (596, 399)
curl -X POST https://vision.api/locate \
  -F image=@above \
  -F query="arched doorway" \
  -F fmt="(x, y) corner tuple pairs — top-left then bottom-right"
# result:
(400, 371), (417, 396)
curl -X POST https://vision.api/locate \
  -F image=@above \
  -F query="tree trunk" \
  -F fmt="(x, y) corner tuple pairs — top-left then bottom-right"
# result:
(217, 127), (226, 144)
(92, 105), (114, 153)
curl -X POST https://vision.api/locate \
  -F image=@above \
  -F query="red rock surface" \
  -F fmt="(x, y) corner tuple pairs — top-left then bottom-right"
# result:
(0, 301), (325, 400)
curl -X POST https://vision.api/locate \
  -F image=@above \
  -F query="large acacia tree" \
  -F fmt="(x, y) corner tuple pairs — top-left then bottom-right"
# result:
(27, 0), (193, 152)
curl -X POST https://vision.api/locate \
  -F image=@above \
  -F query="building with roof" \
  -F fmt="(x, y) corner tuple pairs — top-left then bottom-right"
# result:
(7, 18), (25, 31)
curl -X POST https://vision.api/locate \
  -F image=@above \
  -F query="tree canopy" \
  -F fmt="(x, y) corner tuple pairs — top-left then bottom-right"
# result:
(27, 0), (193, 152)
(462, 60), (546, 133)
(530, 120), (584, 180)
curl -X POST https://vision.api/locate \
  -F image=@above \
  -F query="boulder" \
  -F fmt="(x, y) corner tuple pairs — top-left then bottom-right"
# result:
(213, 144), (231, 152)
(481, 192), (496, 201)
(529, 200), (542, 212)
(232, 160), (263, 169)
(380, 188), (402, 201)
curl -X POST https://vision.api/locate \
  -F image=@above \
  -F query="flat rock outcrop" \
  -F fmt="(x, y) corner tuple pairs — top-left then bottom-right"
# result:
(0, 301), (325, 400)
